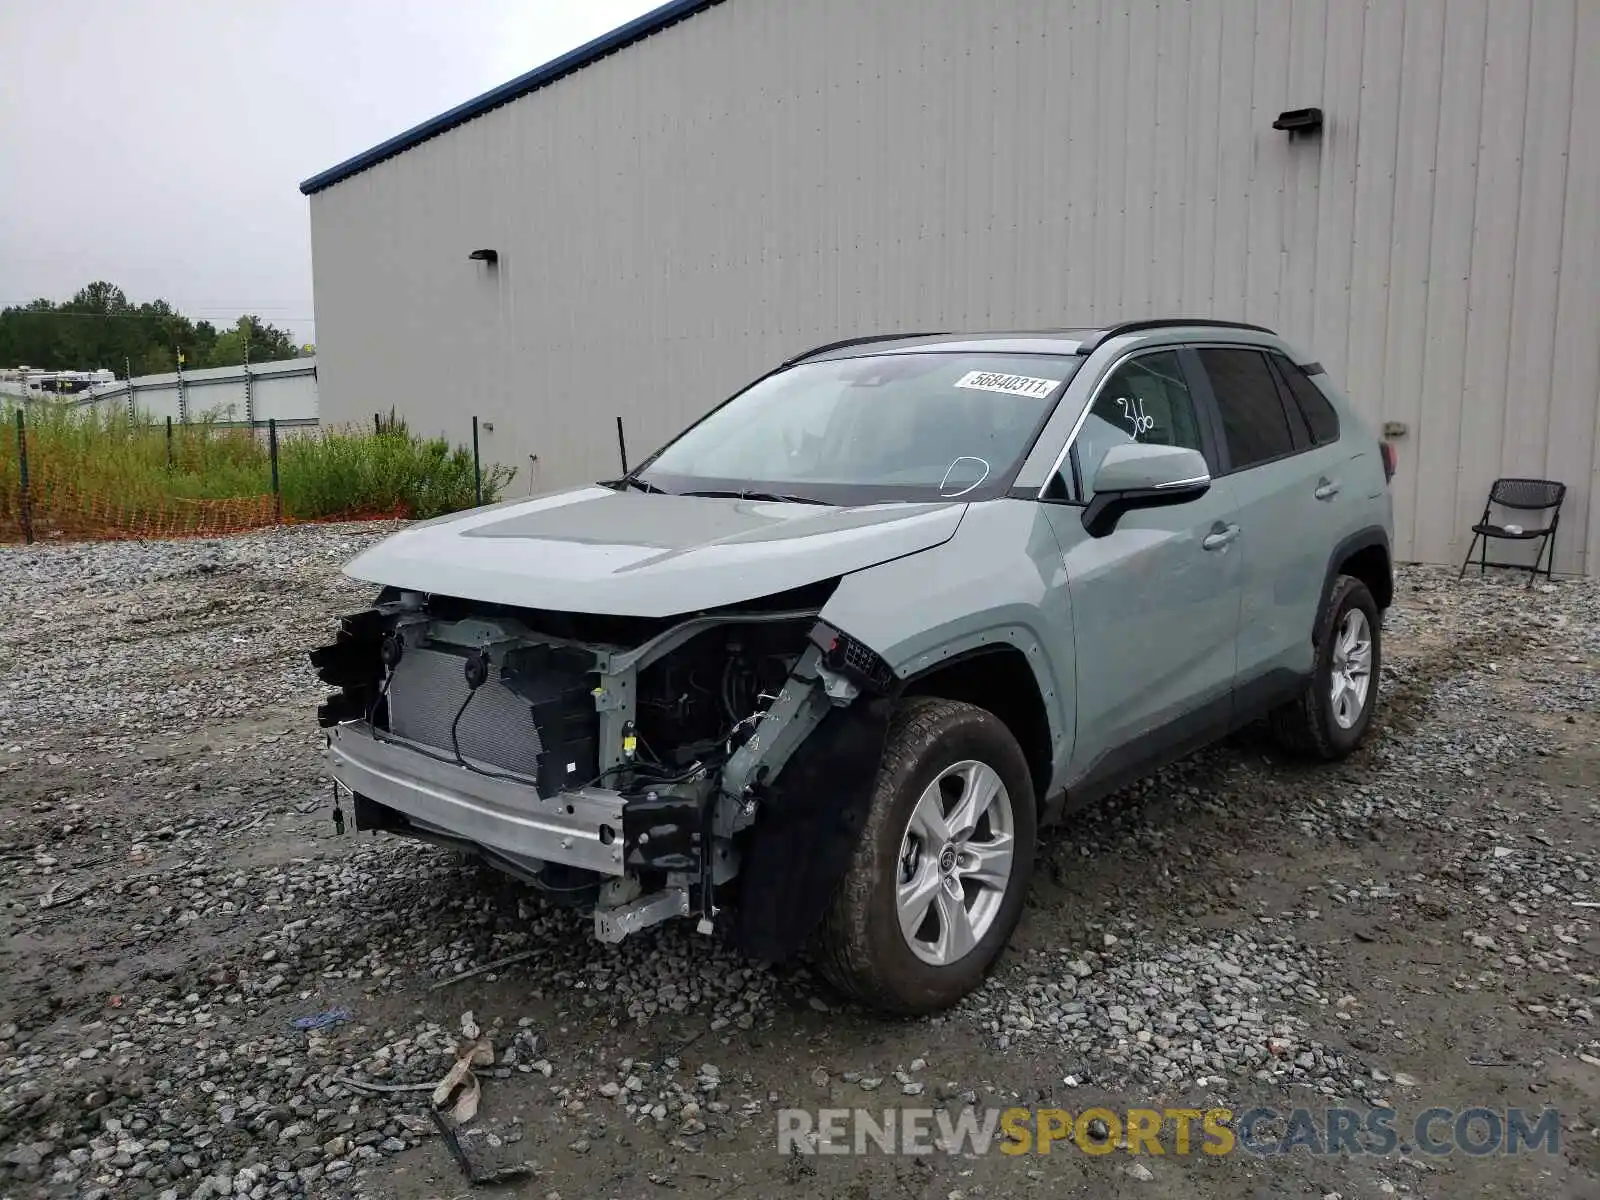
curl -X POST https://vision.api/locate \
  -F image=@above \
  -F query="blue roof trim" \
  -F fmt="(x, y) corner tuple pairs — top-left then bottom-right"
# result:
(299, 0), (724, 195)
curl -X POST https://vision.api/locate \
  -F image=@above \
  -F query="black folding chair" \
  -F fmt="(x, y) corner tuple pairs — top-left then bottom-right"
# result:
(1458, 478), (1566, 586)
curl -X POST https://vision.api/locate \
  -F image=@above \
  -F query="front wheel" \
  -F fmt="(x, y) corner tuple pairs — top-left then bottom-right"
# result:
(1270, 574), (1382, 758)
(814, 697), (1037, 1014)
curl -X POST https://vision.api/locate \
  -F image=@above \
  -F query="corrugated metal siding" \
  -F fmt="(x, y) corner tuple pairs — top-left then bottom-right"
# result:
(71, 359), (320, 426)
(309, 0), (1600, 572)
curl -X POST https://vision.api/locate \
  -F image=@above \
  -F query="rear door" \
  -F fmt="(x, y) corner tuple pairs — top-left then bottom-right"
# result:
(1269, 349), (1372, 510)
(1189, 346), (1331, 704)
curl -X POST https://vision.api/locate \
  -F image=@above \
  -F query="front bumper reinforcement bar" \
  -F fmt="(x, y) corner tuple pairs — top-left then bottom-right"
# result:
(327, 722), (627, 876)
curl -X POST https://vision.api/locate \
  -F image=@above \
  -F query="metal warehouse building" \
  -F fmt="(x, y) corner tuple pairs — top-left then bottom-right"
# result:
(302, 0), (1600, 574)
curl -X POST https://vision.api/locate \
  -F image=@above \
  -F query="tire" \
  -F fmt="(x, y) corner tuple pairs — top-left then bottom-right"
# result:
(814, 696), (1037, 1014)
(1270, 574), (1382, 759)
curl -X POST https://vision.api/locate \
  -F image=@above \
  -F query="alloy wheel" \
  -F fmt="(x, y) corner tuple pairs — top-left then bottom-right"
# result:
(1330, 608), (1373, 729)
(895, 760), (1015, 967)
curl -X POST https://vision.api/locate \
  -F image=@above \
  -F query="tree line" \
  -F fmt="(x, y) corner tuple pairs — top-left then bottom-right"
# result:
(0, 282), (303, 376)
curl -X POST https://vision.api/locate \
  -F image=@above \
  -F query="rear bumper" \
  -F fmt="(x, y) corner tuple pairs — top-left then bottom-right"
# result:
(327, 723), (627, 876)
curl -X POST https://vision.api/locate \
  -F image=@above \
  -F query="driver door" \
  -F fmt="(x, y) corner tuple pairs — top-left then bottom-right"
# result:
(1040, 348), (1244, 796)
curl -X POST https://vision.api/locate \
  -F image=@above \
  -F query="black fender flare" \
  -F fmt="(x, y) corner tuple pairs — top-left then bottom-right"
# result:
(1316, 526), (1392, 636)
(726, 694), (895, 963)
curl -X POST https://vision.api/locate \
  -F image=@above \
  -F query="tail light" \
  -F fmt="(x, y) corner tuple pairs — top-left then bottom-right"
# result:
(1380, 441), (1397, 483)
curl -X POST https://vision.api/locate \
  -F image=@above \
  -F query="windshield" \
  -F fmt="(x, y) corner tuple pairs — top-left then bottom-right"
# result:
(636, 352), (1080, 504)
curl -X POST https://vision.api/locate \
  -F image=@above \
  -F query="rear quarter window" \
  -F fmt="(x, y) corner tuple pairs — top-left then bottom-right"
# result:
(1274, 355), (1341, 445)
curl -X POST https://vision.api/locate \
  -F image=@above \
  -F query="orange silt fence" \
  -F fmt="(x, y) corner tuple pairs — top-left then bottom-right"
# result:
(3, 466), (278, 542)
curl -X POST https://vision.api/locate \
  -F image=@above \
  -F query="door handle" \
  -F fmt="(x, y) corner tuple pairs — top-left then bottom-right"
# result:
(1314, 478), (1341, 501)
(1202, 523), (1239, 551)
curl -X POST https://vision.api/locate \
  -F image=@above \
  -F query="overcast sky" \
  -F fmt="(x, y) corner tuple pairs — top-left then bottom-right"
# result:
(0, 0), (657, 345)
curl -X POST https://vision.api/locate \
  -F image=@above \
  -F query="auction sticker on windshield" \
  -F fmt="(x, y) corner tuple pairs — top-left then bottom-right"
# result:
(953, 371), (1062, 399)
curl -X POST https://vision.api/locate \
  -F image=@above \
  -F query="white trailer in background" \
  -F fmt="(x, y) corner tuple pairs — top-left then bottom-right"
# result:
(0, 368), (116, 399)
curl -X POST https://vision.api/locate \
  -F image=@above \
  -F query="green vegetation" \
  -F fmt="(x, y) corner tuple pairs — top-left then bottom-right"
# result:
(278, 418), (514, 519)
(0, 282), (302, 376)
(0, 403), (514, 530)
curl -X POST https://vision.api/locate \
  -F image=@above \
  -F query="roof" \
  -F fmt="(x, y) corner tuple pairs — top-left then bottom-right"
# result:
(299, 0), (726, 196)
(787, 320), (1280, 364)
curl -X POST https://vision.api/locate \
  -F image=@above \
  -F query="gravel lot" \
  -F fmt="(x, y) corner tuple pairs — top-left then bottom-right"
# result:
(1, 524), (1597, 1199)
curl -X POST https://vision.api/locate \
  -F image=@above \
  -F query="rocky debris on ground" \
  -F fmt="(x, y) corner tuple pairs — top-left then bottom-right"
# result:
(964, 932), (1360, 1095)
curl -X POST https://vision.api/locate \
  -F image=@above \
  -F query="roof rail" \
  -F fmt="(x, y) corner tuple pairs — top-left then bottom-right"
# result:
(1078, 318), (1277, 352)
(782, 331), (951, 366)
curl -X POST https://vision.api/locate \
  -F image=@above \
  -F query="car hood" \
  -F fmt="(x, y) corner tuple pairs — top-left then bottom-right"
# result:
(343, 486), (967, 616)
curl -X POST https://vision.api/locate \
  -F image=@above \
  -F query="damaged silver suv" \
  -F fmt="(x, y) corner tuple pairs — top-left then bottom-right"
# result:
(313, 320), (1396, 1014)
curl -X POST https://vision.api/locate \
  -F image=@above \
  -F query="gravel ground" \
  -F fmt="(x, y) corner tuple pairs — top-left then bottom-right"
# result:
(1, 524), (1597, 1200)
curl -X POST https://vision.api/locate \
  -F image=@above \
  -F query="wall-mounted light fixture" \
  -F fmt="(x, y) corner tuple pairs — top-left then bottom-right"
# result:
(468, 248), (499, 265)
(1272, 108), (1324, 139)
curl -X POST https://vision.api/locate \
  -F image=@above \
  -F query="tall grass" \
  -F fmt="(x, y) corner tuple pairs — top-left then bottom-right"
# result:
(0, 402), (514, 525)
(280, 421), (514, 519)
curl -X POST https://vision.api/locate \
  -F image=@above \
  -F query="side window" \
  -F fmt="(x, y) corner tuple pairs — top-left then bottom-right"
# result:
(1072, 351), (1203, 497)
(1197, 348), (1295, 470)
(1273, 354), (1341, 445)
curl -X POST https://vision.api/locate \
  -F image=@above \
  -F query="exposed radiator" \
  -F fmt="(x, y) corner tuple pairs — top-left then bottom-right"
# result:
(387, 646), (543, 779)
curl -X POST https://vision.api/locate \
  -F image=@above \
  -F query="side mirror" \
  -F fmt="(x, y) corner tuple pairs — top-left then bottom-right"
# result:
(1082, 443), (1210, 537)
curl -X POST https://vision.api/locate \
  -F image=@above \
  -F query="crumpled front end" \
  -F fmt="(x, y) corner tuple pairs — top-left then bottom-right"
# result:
(310, 581), (896, 954)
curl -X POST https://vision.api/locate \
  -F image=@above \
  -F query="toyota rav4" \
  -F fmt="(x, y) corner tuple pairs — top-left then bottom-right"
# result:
(312, 319), (1395, 1013)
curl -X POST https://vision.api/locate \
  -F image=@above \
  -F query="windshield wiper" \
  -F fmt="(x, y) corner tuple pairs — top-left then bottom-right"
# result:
(610, 475), (667, 494)
(676, 488), (830, 505)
